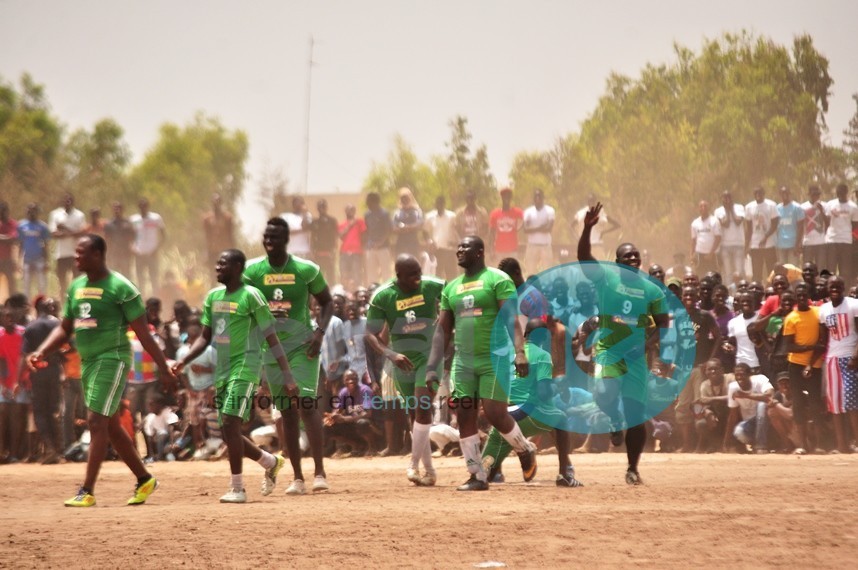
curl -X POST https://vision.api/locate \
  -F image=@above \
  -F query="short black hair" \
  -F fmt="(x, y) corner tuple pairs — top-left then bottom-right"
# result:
(83, 233), (107, 255)
(266, 216), (290, 240)
(498, 257), (521, 276)
(223, 248), (247, 268)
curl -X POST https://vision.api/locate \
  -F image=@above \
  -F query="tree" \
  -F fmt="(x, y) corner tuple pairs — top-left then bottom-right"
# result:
(844, 93), (858, 179)
(442, 116), (496, 208)
(363, 135), (441, 210)
(64, 118), (131, 208)
(128, 113), (249, 256)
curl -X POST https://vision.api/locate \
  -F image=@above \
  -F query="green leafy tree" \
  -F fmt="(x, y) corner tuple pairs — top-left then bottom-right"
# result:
(64, 118), (131, 208)
(363, 134), (441, 211)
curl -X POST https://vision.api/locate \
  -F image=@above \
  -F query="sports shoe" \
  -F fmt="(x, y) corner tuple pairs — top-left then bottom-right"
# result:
(610, 430), (624, 447)
(456, 475), (489, 491)
(517, 446), (537, 482)
(127, 477), (159, 505)
(285, 479), (306, 495)
(625, 469), (643, 486)
(312, 475), (330, 492)
(219, 487), (247, 503)
(488, 466), (505, 484)
(556, 473), (584, 488)
(418, 471), (437, 487)
(64, 487), (96, 507)
(261, 454), (286, 496)
(406, 467), (421, 485)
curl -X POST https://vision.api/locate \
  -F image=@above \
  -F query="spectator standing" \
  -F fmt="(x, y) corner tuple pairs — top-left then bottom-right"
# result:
(104, 202), (135, 278)
(775, 186), (805, 265)
(310, 198), (338, 281)
(801, 185), (826, 268)
(572, 194), (620, 260)
(16, 204), (50, 299)
(174, 316), (215, 459)
(725, 292), (761, 372)
(488, 187), (523, 264)
(690, 200), (722, 275)
(130, 198), (166, 297)
(338, 205), (366, 291)
(0, 307), (26, 463)
(280, 196), (312, 258)
(392, 187), (423, 258)
(84, 207), (106, 238)
(0, 201), (18, 296)
(714, 191), (746, 285)
(423, 196), (458, 280)
(364, 192), (392, 285)
(745, 187), (779, 282)
(523, 189), (556, 273)
(823, 183), (858, 283)
(454, 191), (489, 240)
(49, 192), (86, 296)
(201, 193), (235, 270)
(60, 340), (85, 451)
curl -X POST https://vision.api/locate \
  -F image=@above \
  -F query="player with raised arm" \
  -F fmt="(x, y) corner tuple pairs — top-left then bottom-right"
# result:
(172, 249), (297, 504)
(577, 204), (670, 485)
(365, 254), (445, 486)
(425, 236), (536, 491)
(27, 234), (176, 507)
(242, 217), (334, 495)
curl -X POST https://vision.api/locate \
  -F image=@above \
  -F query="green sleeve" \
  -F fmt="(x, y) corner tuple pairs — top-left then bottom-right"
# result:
(201, 293), (213, 328)
(366, 293), (387, 333)
(121, 293), (146, 323)
(308, 265), (327, 296)
(494, 274), (516, 302)
(250, 289), (275, 331)
(440, 284), (452, 312)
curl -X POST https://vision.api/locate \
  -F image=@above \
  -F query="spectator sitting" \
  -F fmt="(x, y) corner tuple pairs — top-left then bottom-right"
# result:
(695, 359), (730, 452)
(722, 363), (774, 453)
(324, 369), (379, 456)
(142, 396), (180, 462)
(767, 373), (799, 453)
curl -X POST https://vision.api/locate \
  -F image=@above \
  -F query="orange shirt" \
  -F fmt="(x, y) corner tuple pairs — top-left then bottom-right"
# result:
(61, 344), (82, 379)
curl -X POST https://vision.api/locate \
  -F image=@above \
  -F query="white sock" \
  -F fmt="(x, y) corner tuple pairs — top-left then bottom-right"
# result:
(230, 473), (244, 490)
(500, 422), (532, 454)
(460, 434), (486, 482)
(257, 450), (276, 470)
(412, 422), (434, 473)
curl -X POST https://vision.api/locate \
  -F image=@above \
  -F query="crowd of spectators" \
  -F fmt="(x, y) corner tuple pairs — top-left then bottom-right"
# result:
(1, 180), (857, 468)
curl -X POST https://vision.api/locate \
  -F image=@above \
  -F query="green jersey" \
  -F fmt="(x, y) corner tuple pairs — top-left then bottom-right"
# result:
(441, 267), (516, 357)
(367, 276), (445, 367)
(508, 341), (553, 410)
(63, 272), (145, 363)
(242, 254), (327, 355)
(201, 284), (275, 385)
(592, 270), (667, 378)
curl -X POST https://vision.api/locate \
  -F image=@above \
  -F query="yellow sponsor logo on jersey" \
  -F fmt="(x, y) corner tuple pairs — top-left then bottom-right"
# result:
(264, 274), (296, 285)
(456, 281), (484, 294)
(213, 301), (239, 313)
(76, 288), (104, 300)
(74, 318), (98, 329)
(395, 294), (425, 311)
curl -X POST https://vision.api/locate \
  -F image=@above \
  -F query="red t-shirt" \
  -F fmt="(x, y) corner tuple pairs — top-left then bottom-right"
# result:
(0, 326), (24, 390)
(0, 218), (17, 260)
(489, 207), (523, 253)
(758, 294), (780, 317)
(338, 218), (366, 254)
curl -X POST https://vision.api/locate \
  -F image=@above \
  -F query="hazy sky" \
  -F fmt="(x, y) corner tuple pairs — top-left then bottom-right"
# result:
(2, 0), (857, 238)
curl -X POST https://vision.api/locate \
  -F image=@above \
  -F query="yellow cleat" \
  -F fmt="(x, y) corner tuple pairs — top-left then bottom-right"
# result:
(65, 488), (96, 507)
(127, 477), (159, 505)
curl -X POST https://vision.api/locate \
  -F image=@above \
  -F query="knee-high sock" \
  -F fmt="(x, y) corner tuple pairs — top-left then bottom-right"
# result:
(459, 434), (486, 481)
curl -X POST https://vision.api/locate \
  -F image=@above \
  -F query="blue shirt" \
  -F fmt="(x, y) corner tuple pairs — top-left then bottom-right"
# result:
(17, 219), (51, 263)
(776, 201), (805, 249)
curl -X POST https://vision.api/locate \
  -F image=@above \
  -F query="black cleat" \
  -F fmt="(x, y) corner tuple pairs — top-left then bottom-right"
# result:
(456, 475), (489, 491)
(517, 447), (537, 482)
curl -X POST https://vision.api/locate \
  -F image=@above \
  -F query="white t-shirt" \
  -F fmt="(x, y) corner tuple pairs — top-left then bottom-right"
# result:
(727, 312), (760, 368)
(691, 215), (722, 254)
(801, 201), (826, 246)
(523, 205), (555, 246)
(713, 204), (745, 247)
(824, 199), (858, 244)
(819, 298), (858, 358)
(281, 211), (312, 254)
(424, 209), (458, 250)
(129, 212), (165, 255)
(143, 407), (179, 437)
(744, 199), (778, 249)
(175, 344), (215, 391)
(575, 207), (609, 245)
(48, 207), (86, 259)
(727, 375), (773, 420)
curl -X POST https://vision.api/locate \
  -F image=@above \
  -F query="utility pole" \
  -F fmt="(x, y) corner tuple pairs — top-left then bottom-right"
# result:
(302, 36), (314, 195)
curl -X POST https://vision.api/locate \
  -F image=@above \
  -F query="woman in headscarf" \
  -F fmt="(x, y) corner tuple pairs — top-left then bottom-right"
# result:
(392, 187), (423, 257)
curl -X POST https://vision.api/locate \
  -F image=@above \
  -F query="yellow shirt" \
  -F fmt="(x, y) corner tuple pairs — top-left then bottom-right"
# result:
(784, 306), (823, 367)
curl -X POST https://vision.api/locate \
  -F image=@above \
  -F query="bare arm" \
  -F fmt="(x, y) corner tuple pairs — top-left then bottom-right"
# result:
(308, 287), (334, 358)
(425, 310), (454, 387)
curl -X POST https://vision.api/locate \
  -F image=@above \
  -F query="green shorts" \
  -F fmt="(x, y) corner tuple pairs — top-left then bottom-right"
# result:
(392, 361), (437, 412)
(215, 378), (257, 423)
(450, 355), (511, 403)
(264, 349), (320, 410)
(82, 359), (129, 417)
(592, 359), (648, 403)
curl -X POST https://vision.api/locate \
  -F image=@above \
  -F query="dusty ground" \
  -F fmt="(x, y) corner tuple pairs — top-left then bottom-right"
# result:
(1, 452), (857, 569)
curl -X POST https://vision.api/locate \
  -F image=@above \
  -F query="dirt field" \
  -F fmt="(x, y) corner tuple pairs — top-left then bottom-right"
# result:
(2, 452), (857, 569)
